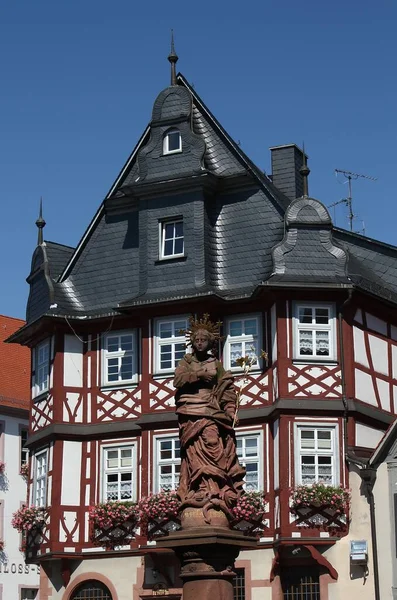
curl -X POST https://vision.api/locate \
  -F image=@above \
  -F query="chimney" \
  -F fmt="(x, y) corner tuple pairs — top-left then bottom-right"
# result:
(269, 144), (308, 200)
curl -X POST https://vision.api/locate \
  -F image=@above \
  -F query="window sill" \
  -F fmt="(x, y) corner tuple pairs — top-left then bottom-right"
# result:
(155, 255), (187, 265)
(100, 381), (139, 392)
(292, 359), (338, 366)
(33, 391), (49, 404)
(152, 372), (175, 380)
(229, 368), (263, 376)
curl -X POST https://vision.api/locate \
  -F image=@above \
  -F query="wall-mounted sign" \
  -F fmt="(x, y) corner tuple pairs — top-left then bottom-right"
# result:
(0, 563), (40, 575)
(350, 540), (368, 563)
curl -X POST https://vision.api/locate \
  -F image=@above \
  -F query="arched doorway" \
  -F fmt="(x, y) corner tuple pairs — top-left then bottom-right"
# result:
(70, 580), (113, 600)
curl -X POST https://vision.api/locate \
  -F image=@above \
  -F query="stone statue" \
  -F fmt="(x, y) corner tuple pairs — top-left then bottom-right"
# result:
(174, 315), (245, 526)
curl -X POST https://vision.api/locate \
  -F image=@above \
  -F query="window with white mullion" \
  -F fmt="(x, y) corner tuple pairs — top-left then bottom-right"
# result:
(295, 304), (335, 360)
(34, 450), (48, 507)
(298, 427), (335, 486)
(156, 318), (187, 372)
(236, 433), (261, 491)
(156, 437), (181, 492)
(21, 429), (29, 466)
(226, 316), (261, 370)
(103, 446), (134, 502)
(103, 332), (136, 385)
(160, 220), (184, 259)
(35, 341), (49, 394)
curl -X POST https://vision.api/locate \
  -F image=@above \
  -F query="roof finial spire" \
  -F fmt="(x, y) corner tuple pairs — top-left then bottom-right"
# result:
(299, 143), (310, 197)
(36, 196), (46, 245)
(168, 29), (178, 86)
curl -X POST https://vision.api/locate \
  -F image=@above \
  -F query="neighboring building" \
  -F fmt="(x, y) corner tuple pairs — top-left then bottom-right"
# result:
(0, 315), (40, 599)
(7, 53), (397, 600)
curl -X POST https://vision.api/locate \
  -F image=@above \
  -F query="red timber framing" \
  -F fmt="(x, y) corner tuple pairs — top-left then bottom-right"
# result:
(23, 291), (394, 567)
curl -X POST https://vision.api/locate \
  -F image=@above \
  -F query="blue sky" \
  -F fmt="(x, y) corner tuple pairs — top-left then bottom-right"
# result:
(1, 0), (396, 319)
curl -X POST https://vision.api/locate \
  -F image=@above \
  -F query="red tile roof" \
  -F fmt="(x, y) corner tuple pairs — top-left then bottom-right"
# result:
(0, 315), (30, 409)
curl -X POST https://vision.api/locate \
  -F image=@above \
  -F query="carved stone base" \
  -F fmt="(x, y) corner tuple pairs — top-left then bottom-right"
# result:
(157, 527), (257, 600)
(181, 507), (229, 529)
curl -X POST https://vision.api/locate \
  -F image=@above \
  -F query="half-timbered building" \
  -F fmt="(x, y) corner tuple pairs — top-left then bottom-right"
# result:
(7, 53), (397, 600)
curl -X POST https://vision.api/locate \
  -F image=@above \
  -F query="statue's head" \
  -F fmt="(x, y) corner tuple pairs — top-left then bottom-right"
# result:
(191, 328), (215, 354)
(185, 314), (222, 355)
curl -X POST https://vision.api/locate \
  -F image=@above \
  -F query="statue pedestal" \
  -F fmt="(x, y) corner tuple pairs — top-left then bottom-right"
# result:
(157, 526), (258, 600)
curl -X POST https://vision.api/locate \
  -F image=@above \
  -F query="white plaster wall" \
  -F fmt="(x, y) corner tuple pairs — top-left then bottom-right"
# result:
(355, 423), (385, 449)
(64, 334), (83, 387)
(366, 313), (387, 336)
(355, 370), (377, 406)
(323, 467), (375, 600)
(368, 334), (388, 376)
(60, 441), (82, 505)
(48, 555), (142, 600)
(240, 548), (273, 599)
(353, 326), (369, 368)
(374, 462), (393, 600)
(0, 413), (40, 597)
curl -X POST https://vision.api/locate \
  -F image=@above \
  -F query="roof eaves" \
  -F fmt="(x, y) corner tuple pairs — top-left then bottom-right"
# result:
(369, 418), (397, 467)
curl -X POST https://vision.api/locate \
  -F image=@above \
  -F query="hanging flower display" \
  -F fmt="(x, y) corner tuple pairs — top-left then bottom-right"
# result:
(0, 461), (5, 474)
(290, 483), (350, 531)
(231, 490), (267, 536)
(290, 483), (350, 514)
(138, 491), (181, 539)
(88, 501), (139, 549)
(11, 506), (47, 533)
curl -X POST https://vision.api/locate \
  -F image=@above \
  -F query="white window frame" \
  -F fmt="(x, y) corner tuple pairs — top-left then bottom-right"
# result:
(101, 442), (137, 502)
(159, 219), (184, 260)
(163, 129), (182, 155)
(33, 449), (48, 507)
(236, 430), (263, 492)
(224, 314), (262, 371)
(293, 302), (336, 362)
(21, 428), (29, 467)
(154, 316), (188, 374)
(153, 433), (181, 493)
(33, 340), (50, 397)
(102, 330), (137, 386)
(294, 423), (339, 486)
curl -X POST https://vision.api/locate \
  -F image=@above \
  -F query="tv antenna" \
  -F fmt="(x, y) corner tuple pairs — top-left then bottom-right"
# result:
(330, 169), (377, 232)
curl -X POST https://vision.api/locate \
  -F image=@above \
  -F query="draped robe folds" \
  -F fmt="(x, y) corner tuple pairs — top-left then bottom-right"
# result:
(174, 355), (245, 518)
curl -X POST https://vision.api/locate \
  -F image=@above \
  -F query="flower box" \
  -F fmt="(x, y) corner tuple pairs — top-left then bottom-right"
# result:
(231, 491), (267, 537)
(11, 506), (47, 533)
(290, 484), (350, 530)
(138, 491), (181, 540)
(0, 461), (5, 474)
(89, 501), (138, 550)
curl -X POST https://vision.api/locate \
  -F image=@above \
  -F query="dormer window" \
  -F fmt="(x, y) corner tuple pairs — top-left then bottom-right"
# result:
(163, 129), (182, 155)
(160, 219), (184, 259)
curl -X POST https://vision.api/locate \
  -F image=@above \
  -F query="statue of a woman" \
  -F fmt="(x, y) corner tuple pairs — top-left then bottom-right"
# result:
(174, 315), (245, 525)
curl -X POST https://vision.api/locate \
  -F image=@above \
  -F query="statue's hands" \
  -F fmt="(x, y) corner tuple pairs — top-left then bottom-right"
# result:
(197, 368), (213, 383)
(226, 410), (237, 425)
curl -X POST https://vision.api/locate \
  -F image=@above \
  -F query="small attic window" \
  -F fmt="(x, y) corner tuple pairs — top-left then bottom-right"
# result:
(163, 129), (182, 155)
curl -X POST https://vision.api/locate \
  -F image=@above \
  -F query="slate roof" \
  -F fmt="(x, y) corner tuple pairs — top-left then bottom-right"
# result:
(16, 72), (397, 333)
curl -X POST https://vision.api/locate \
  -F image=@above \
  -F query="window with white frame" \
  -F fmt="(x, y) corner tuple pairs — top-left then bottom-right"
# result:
(34, 340), (50, 396)
(294, 303), (336, 360)
(102, 331), (137, 385)
(236, 432), (262, 491)
(155, 436), (181, 492)
(33, 450), (48, 507)
(163, 129), (182, 155)
(160, 219), (184, 259)
(102, 445), (136, 502)
(155, 317), (187, 372)
(296, 425), (337, 486)
(224, 315), (261, 370)
(21, 428), (29, 467)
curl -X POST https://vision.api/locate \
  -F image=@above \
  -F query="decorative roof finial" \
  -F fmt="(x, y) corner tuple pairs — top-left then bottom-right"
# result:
(168, 29), (178, 86)
(300, 143), (310, 197)
(36, 196), (46, 245)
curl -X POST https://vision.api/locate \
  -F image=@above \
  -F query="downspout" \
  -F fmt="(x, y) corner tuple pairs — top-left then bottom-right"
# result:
(361, 467), (380, 600)
(338, 288), (353, 458)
